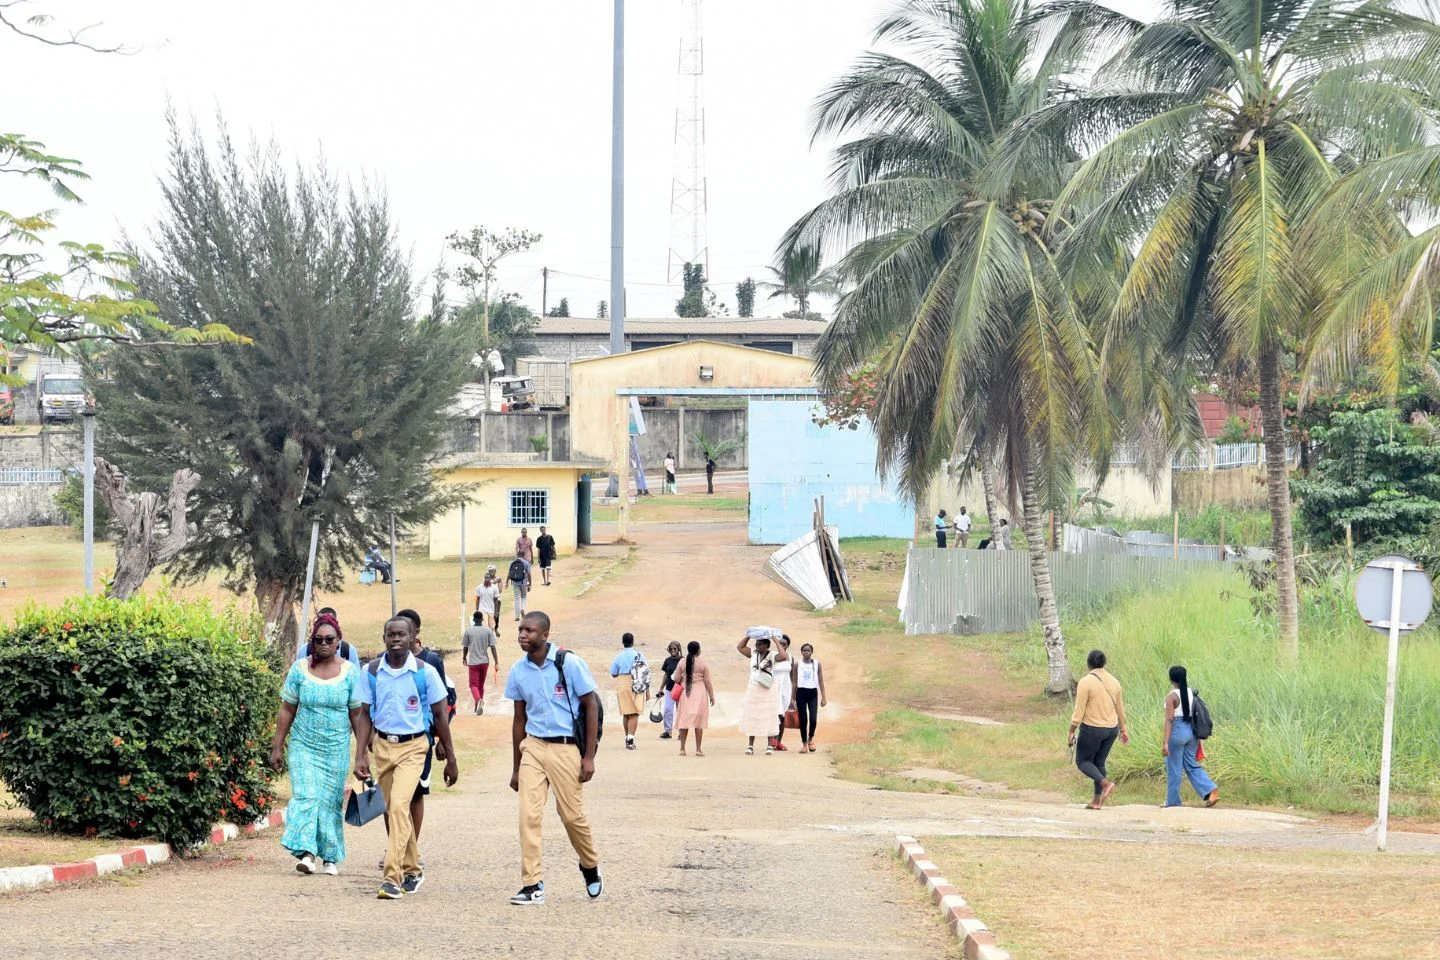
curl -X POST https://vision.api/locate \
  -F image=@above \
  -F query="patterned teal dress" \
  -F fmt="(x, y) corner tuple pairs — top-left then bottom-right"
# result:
(279, 659), (360, 864)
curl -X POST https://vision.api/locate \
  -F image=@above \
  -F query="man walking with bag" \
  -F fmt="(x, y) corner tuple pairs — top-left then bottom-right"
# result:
(505, 611), (603, 906)
(356, 616), (458, 900)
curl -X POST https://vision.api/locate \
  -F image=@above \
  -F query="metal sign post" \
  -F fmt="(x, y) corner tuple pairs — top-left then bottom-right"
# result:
(1354, 554), (1433, 851)
(298, 520), (321, 640)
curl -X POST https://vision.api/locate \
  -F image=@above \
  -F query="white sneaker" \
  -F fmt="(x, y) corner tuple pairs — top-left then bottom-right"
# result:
(321, 861), (338, 876)
(295, 854), (316, 875)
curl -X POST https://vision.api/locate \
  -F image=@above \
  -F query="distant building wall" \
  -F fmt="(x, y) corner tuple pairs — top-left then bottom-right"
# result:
(0, 431), (82, 469)
(0, 484), (66, 528)
(747, 401), (913, 544)
(1174, 465), (1267, 512)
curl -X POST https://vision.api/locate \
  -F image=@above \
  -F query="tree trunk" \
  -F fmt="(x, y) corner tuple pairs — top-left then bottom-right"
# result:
(94, 459), (199, 600)
(256, 579), (301, 660)
(979, 457), (1003, 533)
(1021, 458), (1073, 696)
(1258, 342), (1300, 658)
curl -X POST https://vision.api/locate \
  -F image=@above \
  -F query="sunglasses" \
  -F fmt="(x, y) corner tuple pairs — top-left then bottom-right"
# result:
(310, 635), (339, 645)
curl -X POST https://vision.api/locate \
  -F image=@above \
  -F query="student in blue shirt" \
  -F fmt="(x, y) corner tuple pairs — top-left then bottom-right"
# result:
(355, 616), (458, 900)
(609, 632), (648, 750)
(504, 611), (603, 906)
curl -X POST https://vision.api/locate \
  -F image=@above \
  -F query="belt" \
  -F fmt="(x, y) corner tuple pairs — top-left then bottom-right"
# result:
(537, 735), (578, 745)
(375, 730), (426, 744)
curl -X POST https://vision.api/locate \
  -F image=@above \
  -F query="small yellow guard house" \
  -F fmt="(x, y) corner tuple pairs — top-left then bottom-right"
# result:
(428, 455), (607, 560)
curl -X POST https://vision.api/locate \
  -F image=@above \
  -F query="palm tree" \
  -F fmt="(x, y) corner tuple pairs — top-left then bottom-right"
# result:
(783, 0), (1115, 695)
(1033, 0), (1440, 656)
(759, 244), (839, 318)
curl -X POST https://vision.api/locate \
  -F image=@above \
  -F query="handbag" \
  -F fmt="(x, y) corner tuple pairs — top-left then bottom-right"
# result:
(783, 707), (800, 730)
(649, 699), (664, 723)
(670, 681), (684, 702)
(344, 778), (385, 827)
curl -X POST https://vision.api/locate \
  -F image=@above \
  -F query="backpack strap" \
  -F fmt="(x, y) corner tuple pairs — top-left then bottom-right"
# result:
(366, 657), (432, 734)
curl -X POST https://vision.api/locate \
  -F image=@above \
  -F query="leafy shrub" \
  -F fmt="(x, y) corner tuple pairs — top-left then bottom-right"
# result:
(1216, 414), (1259, 445)
(52, 472), (111, 535)
(0, 595), (278, 849)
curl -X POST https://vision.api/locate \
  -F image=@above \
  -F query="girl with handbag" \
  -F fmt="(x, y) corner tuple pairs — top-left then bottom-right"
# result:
(658, 642), (683, 738)
(671, 641), (715, 756)
(737, 629), (789, 755)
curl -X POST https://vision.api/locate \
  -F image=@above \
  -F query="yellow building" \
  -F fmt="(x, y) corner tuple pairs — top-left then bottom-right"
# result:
(568, 340), (817, 473)
(427, 456), (607, 560)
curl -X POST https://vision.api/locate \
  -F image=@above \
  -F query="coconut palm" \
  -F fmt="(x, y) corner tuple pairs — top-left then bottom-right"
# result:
(758, 244), (839, 318)
(782, 0), (1122, 695)
(1029, 0), (1440, 655)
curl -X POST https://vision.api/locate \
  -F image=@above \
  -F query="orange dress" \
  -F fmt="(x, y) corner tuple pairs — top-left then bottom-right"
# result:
(671, 656), (714, 730)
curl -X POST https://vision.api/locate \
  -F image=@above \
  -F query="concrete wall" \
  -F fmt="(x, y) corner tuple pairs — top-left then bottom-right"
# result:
(0, 431), (82, 468)
(0, 484), (66, 527)
(747, 402), (914, 544)
(1174, 466), (1268, 512)
(440, 413), (572, 461)
(569, 341), (816, 476)
(633, 407), (748, 472)
(428, 465), (586, 560)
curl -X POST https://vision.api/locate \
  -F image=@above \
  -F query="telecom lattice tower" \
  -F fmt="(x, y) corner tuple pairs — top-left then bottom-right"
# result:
(667, 0), (710, 283)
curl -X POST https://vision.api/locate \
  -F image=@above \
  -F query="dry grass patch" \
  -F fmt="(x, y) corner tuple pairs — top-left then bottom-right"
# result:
(923, 835), (1440, 960)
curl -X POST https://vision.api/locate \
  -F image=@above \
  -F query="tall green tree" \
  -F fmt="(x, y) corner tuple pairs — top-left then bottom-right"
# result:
(93, 118), (474, 653)
(759, 244), (836, 320)
(1035, 0), (1440, 655)
(784, 0), (1115, 695)
(736, 278), (757, 317)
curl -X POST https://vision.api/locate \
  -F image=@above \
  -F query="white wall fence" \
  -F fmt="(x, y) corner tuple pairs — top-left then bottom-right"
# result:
(1108, 441), (1298, 472)
(900, 547), (1232, 635)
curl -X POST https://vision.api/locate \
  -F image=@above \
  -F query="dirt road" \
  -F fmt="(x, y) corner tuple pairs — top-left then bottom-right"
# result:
(6, 521), (1438, 960)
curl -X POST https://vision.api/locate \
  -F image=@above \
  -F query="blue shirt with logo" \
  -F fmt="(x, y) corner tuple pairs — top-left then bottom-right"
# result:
(357, 653), (446, 735)
(505, 644), (598, 740)
(609, 647), (641, 677)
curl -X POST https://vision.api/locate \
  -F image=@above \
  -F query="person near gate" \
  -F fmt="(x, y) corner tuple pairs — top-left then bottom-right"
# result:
(355, 615), (458, 899)
(791, 643), (827, 752)
(505, 611), (604, 906)
(933, 509), (949, 548)
(609, 632), (649, 751)
(954, 507), (972, 548)
(536, 526), (557, 587)
(463, 611), (500, 715)
(705, 454), (717, 494)
(663, 452), (678, 495)
(1067, 649), (1128, 809)
(508, 555), (532, 621)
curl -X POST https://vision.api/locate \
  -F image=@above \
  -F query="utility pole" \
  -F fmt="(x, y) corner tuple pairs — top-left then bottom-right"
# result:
(542, 266), (549, 317)
(610, 0), (625, 358)
(81, 408), (96, 594)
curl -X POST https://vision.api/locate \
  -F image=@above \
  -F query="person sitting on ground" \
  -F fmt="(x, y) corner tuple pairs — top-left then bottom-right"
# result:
(1067, 649), (1128, 809)
(737, 628), (789, 755)
(355, 615), (457, 899)
(1164, 665), (1218, 808)
(270, 612), (370, 877)
(609, 632), (649, 750)
(462, 611), (500, 715)
(659, 641), (682, 739)
(671, 641), (715, 757)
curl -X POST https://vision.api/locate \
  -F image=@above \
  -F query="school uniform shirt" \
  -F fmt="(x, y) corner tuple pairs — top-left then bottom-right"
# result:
(610, 648), (642, 677)
(505, 643), (599, 739)
(358, 653), (447, 735)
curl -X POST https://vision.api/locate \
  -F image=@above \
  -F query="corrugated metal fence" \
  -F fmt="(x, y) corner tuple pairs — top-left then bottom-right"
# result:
(901, 547), (1233, 635)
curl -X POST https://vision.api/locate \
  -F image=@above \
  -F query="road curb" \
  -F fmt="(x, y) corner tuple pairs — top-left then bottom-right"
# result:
(0, 810), (286, 893)
(895, 835), (1011, 960)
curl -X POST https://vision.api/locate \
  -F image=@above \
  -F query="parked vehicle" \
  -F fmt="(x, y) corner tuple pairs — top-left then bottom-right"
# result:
(445, 376), (537, 418)
(514, 356), (568, 409)
(37, 360), (89, 424)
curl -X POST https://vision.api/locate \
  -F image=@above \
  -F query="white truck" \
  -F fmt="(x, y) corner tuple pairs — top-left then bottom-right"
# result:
(446, 376), (538, 417)
(36, 360), (89, 424)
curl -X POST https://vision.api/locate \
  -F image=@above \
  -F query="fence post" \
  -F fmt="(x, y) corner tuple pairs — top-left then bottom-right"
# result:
(1218, 517), (1226, 562)
(1172, 510), (1179, 560)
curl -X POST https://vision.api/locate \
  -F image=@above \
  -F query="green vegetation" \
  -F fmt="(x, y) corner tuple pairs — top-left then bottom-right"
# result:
(592, 494), (747, 524)
(0, 596), (277, 848)
(52, 472), (110, 535)
(1122, 506), (1272, 548)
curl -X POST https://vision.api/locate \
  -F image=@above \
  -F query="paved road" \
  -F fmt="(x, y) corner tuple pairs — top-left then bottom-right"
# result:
(6, 522), (1437, 960)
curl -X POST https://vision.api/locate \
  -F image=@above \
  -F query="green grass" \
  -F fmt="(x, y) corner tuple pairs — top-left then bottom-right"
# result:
(592, 494), (748, 524)
(1116, 504), (1272, 547)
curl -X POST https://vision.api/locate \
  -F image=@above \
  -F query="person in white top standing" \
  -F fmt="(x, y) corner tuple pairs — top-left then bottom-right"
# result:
(790, 643), (827, 752)
(475, 567), (502, 631)
(663, 452), (678, 495)
(954, 506), (973, 548)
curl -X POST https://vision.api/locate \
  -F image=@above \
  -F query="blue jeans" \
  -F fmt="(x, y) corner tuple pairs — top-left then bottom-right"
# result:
(662, 689), (676, 732)
(1166, 719), (1216, 806)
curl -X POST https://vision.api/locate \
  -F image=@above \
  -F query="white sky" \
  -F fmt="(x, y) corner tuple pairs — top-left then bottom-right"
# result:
(7, 0), (912, 318)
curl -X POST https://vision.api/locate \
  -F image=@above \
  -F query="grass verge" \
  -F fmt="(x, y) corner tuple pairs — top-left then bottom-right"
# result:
(592, 494), (747, 524)
(922, 835), (1440, 960)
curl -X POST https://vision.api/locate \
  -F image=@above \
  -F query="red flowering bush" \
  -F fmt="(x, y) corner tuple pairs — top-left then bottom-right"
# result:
(0, 595), (278, 849)
(812, 359), (882, 431)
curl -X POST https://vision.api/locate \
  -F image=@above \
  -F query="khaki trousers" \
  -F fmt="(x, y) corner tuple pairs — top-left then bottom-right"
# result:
(518, 737), (599, 885)
(372, 734), (428, 885)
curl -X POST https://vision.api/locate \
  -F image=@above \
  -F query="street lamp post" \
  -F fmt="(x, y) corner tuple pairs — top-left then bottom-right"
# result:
(81, 405), (97, 595)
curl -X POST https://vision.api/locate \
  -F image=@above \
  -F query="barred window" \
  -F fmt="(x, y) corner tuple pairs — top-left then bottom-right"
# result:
(508, 488), (549, 526)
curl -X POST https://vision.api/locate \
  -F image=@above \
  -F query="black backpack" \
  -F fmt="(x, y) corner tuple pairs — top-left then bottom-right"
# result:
(554, 648), (604, 753)
(1189, 693), (1213, 740)
(508, 559), (528, 583)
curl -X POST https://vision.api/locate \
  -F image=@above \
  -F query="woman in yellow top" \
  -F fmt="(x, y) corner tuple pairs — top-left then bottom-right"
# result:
(1066, 649), (1128, 809)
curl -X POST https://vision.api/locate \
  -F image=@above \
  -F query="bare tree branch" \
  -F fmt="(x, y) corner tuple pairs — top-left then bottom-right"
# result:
(0, 1), (132, 53)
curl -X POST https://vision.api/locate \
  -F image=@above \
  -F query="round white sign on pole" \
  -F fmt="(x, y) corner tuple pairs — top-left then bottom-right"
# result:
(1355, 554), (1433, 633)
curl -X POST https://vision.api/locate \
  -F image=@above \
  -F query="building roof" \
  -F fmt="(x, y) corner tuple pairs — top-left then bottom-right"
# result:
(569, 339), (816, 367)
(533, 317), (828, 337)
(435, 454), (608, 473)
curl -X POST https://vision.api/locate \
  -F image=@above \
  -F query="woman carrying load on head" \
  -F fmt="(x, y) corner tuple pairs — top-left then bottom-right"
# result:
(270, 612), (372, 875)
(737, 627), (789, 755)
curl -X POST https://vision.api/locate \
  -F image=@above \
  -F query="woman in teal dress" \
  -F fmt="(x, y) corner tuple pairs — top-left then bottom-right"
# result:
(269, 613), (371, 875)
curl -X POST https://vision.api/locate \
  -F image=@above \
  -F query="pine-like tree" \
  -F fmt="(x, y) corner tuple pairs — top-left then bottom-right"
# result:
(736, 278), (756, 318)
(93, 117), (475, 653)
